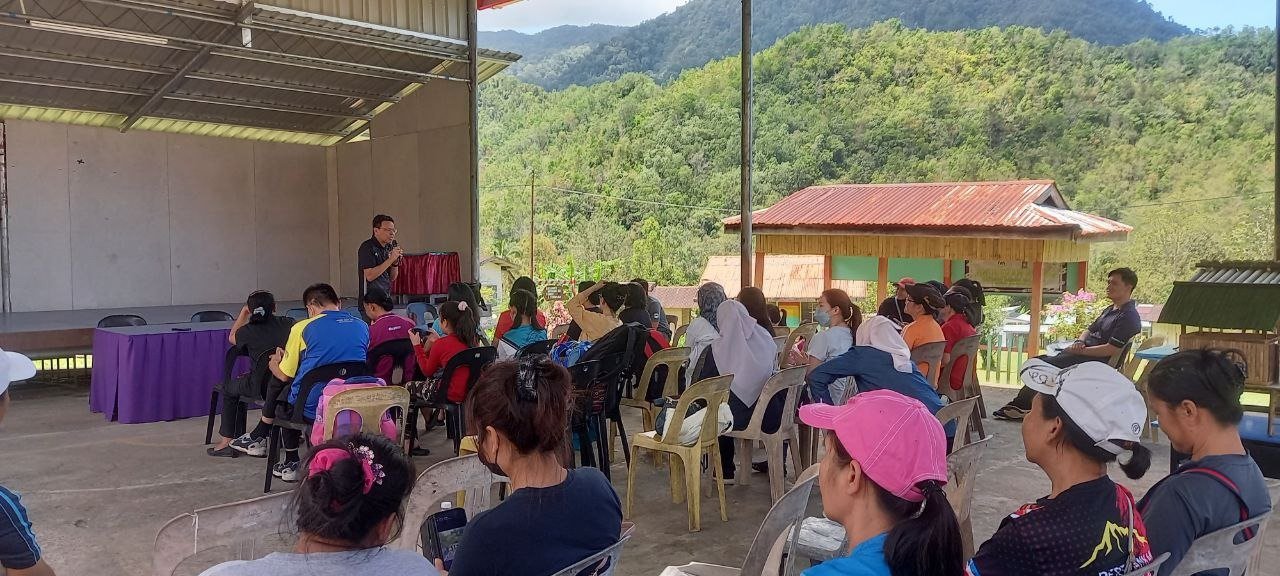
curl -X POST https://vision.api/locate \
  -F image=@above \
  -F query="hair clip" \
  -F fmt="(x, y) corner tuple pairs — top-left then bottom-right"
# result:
(516, 359), (539, 402)
(457, 301), (469, 312)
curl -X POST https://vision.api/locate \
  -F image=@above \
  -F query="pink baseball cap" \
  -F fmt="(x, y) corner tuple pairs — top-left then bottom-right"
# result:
(799, 390), (947, 503)
(894, 277), (916, 287)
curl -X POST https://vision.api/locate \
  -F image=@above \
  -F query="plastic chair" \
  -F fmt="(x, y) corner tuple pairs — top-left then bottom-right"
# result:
(1125, 553), (1170, 576)
(772, 326), (792, 337)
(367, 338), (417, 386)
(672, 324), (688, 347)
(320, 386), (409, 444)
(1109, 336), (1137, 370)
(284, 308), (308, 321)
(550, 532), (633, 576)
(939, 334), (984, 437)
(405, 301), (436, 328)
(725, 367), (806, 501)
(934, 396), (981, 452)
(910, 340), (947, 389)
(435, 346), (498, 455)
(772, 336), (787, 359)
(263, 361), (369, 493)
(777, 322), (819, 369)
(152, 491), (294, 576)
(205, 345), (252, 445)
(626, 374), (733, 532)
(567, 360), (613, 475)
(388, 454), (508, 551)
(98, 314), (147, 328)
(191, 310), (234, 323)
(1168, 511), (1273, 576)
(945, 436), (990, 559)
(516, 339), (557, 358)
(623, 347), (691, 434)
(659, 468), (820, 576)
(1127, 336), (1167, 442)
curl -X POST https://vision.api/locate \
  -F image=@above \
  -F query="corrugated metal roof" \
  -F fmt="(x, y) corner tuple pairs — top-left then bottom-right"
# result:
(723, 180), (1130, 241)
(650, 285), (699, 310)
(0, 0), (518, 144)
(700, 255), (868, 300)
(1159, 260), (1280, 330)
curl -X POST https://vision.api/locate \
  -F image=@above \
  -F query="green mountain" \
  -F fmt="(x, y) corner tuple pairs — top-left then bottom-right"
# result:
(478, 23), (1276, 303)
(486, 0), (1192, 90)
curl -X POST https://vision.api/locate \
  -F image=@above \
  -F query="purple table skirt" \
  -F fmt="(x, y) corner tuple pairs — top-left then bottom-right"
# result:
(90, 322), (236, 424)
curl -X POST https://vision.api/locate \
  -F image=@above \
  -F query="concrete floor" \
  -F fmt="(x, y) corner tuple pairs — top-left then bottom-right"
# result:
(3, 380), (1280, 576)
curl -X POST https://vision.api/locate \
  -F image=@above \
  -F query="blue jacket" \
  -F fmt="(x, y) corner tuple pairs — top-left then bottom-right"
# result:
(807, 346), (945, 416)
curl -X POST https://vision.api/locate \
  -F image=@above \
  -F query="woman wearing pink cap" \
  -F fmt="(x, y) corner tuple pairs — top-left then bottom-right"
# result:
(799, 390), (964, 576)
(967, 360), (1154, 576)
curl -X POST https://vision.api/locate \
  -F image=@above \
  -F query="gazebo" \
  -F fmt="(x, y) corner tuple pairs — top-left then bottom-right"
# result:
(724, 180), (1131, 354)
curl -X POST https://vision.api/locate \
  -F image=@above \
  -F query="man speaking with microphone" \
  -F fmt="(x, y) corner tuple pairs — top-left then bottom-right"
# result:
(358, 215), (403, 316)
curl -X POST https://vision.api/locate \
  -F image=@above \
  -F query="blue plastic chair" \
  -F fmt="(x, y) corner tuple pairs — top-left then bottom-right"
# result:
(406, 302), (436, 329)
(284, 308), (308, 321)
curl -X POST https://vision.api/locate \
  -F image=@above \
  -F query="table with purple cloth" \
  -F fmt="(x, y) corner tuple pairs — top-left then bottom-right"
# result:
(90, 321), (238, 424)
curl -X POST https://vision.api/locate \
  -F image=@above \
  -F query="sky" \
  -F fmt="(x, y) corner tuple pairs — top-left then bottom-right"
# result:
(479, 0), (1275, 34)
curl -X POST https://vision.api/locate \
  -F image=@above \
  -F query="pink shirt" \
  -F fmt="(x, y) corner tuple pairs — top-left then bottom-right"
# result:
(369, 313), (417, 382)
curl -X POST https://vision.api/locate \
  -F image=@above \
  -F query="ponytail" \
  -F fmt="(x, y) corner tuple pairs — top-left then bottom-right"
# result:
(441, 301), (479, 348)
(820, 288), (863, 332)
(877, 480), (964, 576)
(509, 289), (542, 330)
(1040, 394), (1151, 480)
(1116, 440), (1152, 480)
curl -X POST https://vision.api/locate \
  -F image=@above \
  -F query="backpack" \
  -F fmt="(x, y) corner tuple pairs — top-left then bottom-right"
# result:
(310, 376), (400, 445)
(551, 340), (593, 367)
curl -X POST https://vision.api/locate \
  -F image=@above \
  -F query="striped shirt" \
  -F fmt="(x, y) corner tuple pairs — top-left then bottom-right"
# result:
(0, 484), (41, 570)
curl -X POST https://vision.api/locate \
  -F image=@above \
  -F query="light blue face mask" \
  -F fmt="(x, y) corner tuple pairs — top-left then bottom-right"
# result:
(814, 309), (832, 326)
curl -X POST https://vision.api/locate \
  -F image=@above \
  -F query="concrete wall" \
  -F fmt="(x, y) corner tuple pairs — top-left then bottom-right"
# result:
(4, 120), (329, 312)
(333, 79), (475, 296)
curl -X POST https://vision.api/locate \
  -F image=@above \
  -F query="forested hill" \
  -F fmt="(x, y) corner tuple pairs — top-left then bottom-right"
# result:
(477, 23), (1276, 303)
(481, 0), (1191, 90)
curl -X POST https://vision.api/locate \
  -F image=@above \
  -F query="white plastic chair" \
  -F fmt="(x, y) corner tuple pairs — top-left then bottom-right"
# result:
(152, 492), (294, 576)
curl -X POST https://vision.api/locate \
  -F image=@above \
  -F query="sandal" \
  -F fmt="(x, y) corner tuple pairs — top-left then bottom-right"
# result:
(992, 405), (1028, 421)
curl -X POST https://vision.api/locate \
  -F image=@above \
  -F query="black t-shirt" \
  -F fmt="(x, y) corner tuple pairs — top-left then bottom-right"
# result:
(967, 476), (1154, 576)
(449, 467), (622, 576)
(1081, 300), (1142, 348)
(235, 316), (294, 387)
(876, 296), (912, 325)
(358, 236), (393, 296)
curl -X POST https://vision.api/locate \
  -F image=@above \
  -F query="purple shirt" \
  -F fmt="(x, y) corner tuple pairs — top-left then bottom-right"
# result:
(369, 313), (417, 382)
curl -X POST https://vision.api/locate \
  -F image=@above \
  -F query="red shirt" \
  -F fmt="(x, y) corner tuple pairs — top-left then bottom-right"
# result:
(941, 313), (978, 391)
(414, 333), (473, 403)
(493, 309), (548, 343)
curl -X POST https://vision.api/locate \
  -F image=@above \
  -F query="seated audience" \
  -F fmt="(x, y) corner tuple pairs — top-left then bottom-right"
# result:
(409, 301), (481, 406)
(233, 284), (368, 482)
(565, 281), (624, 342)
(939, 289), (979, 393)
(807, 316), (943, 417)
(631, 277), (672, 339)
(433, 283), (486, 344)
(968, 360), (1153, 576)
(790, 289), (859, 403)
(876, 278), (915, 326)
(364, 287), (417, 384)
(565, 280), (603, 342)
(683, 283), (727, 387)
(1137, 349), (1271, 576)
(800, 390), (962, 576)
(497, 289), (549, 354)
(619, 282), (652, 327)
(699, 299), (779, 483)
(995, 267), (1141, 421)
(735, 286), (777, 335)
(210, 290), (293, 457)
(951, 278), (986, 326)
(901, 284), (946, 377)
(494, 277), (547, 343)
(199, 433), (432, 576)
(0, 349), (57, 576)
(443, 357), (622, 576)
(767, 304), (783, 327)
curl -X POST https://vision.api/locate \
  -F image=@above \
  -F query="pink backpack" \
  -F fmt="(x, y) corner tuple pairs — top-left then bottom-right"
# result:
(310, 376), (399, 445)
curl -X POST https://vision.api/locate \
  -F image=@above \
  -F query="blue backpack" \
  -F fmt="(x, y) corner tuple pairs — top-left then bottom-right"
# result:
(550, 340), (593, 367)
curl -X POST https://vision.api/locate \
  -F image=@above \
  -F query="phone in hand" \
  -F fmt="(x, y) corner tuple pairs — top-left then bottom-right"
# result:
(420, 506), (467, 570)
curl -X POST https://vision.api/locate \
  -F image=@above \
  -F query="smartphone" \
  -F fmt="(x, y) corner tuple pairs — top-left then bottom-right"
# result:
(420, 507), (467, 569)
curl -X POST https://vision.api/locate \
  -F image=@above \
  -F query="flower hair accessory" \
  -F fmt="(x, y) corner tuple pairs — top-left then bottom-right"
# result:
(457, 301), (468, 312)
(308, 443), (386, 494)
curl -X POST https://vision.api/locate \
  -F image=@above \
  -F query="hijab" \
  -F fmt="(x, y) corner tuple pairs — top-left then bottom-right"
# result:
(857, 315), (914, 374)
(697, 282), (728, 330)
(711, 299), (777, 403)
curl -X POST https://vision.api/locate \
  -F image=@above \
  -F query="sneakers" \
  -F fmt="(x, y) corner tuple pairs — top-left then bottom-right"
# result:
(229, 433), (267, 457)
(273, 460), (301, 482)
(992, 405), (1029, 421)
(206, 445), (239, 458)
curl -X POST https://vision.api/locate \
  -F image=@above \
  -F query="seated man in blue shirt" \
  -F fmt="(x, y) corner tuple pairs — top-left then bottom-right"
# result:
(265, 283), (369, 482)
(994, 267), (1143, 421)
(0, 348), (57, 576)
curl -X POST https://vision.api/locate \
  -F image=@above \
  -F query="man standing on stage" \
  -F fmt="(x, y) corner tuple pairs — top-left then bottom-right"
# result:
(358, 215), (403, 306)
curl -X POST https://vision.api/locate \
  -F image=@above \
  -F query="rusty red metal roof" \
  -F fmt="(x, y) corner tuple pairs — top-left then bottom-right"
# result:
(723, 180), (1130, 240)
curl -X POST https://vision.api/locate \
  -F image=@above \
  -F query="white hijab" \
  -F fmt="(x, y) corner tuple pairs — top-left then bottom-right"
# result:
(857, 315), (914, 374)
(711, 299), (777, 404)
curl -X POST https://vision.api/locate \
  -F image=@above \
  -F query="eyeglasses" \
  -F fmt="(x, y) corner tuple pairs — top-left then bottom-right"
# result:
(378, 227), (396, 233)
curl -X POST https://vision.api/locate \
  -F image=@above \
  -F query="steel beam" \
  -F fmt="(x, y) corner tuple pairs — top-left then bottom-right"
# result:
(0, 73), (147, 95)
(164, 94), (372, 120)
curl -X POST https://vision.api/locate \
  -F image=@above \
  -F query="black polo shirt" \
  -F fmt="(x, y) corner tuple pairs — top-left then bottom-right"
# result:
(358, 236), (393, 297)
(1081, 299), (1141, 348)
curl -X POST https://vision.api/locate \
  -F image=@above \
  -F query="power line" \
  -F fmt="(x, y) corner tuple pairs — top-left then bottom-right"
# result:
(1126, 192), (1269, 208)
(536, 185), (738, 213)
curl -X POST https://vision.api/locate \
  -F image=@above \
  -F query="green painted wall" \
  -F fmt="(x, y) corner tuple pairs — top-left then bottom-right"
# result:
(833, 256), (879, 281)
(834, 256), (966, 283)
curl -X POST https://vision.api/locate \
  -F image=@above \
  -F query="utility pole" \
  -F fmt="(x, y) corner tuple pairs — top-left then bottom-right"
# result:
(1274, 0), (1278, 260)
(529, 171), (536, 278)
(740, 0), (754, 288)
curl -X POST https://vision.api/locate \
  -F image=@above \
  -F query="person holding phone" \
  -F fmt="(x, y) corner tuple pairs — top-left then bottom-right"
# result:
(199, 433), (434, 576)
(436, 357), (622, 576)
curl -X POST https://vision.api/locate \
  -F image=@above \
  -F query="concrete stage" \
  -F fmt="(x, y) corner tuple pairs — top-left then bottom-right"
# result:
(3, 384), (1279, 576)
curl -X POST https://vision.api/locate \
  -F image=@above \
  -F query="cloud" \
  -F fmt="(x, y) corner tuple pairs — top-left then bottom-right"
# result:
(480, 0), (691, 33)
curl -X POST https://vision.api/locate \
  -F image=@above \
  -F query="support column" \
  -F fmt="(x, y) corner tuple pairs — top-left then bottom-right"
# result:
(467, 0), (480, 281)
(739, 0), (754, 291)
(1029, 261), (1045, 356)
(942, 259), (952, 286)
(1077, 261), (1088, 292)
(877, 257), (889, 306)
(753, 251), (766, 289)
(823, 255), (833, 291)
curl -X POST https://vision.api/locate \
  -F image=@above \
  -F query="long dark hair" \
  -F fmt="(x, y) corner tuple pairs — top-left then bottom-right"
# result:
(447, 282), (481, 326)
(246, 290), (276, 324)
(294, 433), (415, 547)
(1148, 348), (1247, 425)
(944, 291), (980, 328)
(1038, 394), (1151, 479)
(512, 276), (537, 297)
(466, 357), (572, 455)
(821, 288), (862, 332)
(831, 439), (963, 576)
(508, 289), (543, 330)
(623, 282), (648, 311)
(736, 286), (774, 334)
(598, 282), (627, 314)
(440, 301), (479, 348)
(952, 279), (985, 325)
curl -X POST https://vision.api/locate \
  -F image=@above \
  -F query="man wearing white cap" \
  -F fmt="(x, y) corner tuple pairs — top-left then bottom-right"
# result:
(0, 349), (57, 576)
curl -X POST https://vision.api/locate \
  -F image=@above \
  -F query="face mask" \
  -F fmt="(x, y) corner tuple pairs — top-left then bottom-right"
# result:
(476, 431), (506, 477)
(814, 309), (832, 326)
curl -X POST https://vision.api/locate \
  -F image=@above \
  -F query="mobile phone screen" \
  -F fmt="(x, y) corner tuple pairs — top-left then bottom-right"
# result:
(436, 524), (466, 569)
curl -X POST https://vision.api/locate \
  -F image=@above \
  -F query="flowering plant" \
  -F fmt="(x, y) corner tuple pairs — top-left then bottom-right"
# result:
(547, 300), (572, 329)
(1045, 290), (1108, 344)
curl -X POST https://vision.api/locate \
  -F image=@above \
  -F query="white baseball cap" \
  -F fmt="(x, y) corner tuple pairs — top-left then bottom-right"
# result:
(0, 348), (37, 397)
(1019, 359), (1145, 455)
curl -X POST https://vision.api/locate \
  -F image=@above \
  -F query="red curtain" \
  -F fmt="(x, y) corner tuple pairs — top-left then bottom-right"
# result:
(393, 252), (460, 296)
